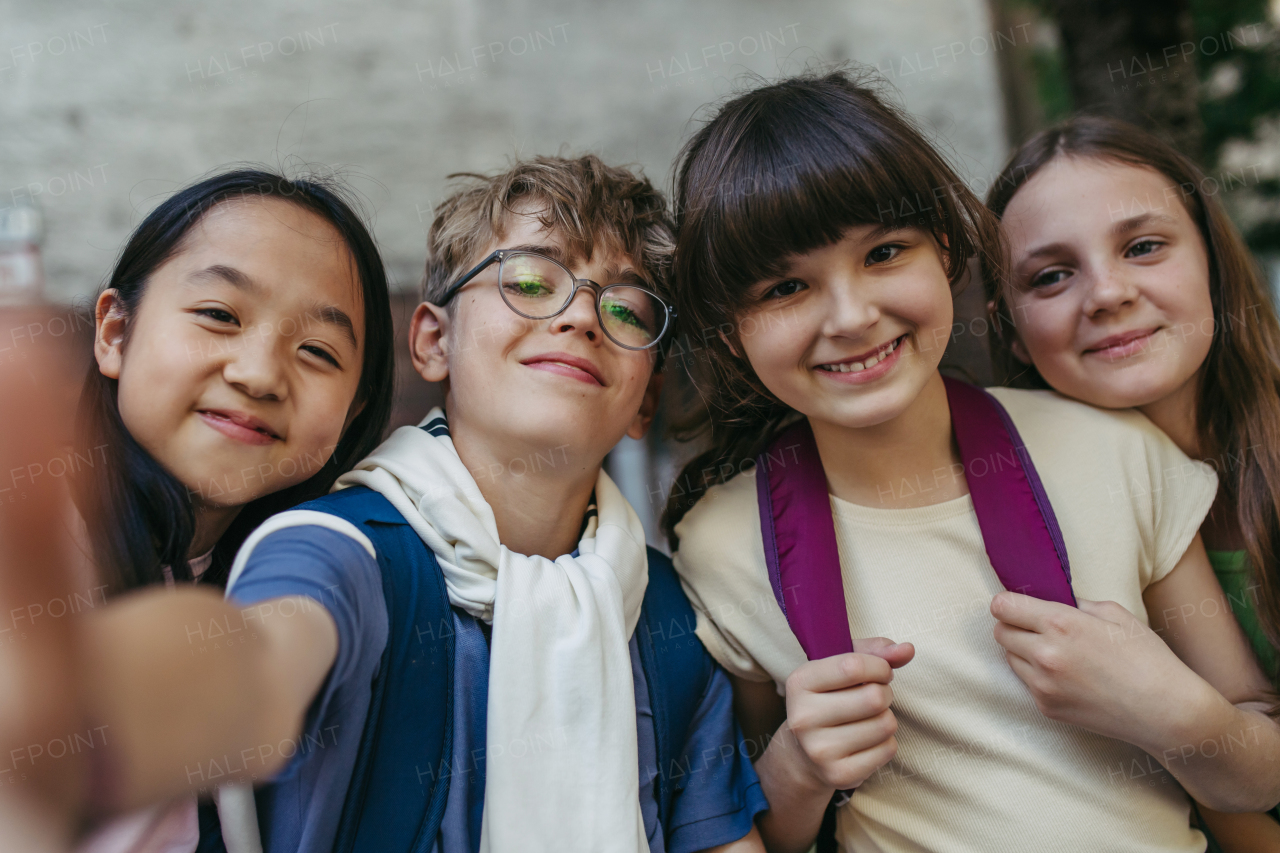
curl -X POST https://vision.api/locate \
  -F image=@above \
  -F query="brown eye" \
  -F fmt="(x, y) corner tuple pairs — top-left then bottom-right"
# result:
(196, 308), (238, 324)
(1125, 239), (1162, 258)
(866, 244), (903, 265)
(1030, 269), (1071, 289)
(766, 280), (806, 299)
(302, 345), (340, 367)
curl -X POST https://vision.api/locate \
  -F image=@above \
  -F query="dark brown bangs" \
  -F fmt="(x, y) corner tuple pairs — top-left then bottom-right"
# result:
(673, 70), (999, 333)
(660, 69), (1005, 546)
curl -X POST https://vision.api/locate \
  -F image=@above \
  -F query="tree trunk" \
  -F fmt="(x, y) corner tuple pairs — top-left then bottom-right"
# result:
(1048, 0), (1204, 160)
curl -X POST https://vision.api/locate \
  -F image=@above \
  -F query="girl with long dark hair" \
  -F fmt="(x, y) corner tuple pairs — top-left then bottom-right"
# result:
(70, 167), (394, 852)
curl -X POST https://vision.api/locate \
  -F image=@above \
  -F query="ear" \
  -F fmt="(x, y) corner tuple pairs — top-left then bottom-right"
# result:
(93, 289), (128, 380)
(625, 369), (665, 441)
(987, 298), (1032, 364)
(410, 301), (451, 383)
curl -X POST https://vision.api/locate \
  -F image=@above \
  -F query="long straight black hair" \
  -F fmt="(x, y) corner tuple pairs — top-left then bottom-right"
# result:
(661, 69), (1004, 544)
(75, 168), (395, 592)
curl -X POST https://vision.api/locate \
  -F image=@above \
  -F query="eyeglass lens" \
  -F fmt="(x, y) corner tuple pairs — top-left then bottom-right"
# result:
(499, 252), (666, 349)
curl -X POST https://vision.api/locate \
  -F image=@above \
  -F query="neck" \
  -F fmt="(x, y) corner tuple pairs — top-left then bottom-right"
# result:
(188, 503), (241, 560)
(1137, 368), (1203, 460)
(808, 371), (964, 509)
(448, 417), (600, 560)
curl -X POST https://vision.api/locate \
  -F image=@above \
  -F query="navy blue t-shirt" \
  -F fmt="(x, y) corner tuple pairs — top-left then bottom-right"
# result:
(228, 524), (766, 853)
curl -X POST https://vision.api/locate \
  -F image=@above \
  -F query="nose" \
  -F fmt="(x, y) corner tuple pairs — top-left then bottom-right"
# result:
(221, 325), (288, 400)
(550, 282), (602, 343)
(822, 276), (881, 340)
(1081, 263), (1140, 317)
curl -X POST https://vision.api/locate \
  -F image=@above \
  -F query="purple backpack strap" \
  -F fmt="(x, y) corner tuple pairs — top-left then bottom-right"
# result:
(755, 379), (1075, 661)
(755, 420), (853, 660)
(942, 377), (1076, 607)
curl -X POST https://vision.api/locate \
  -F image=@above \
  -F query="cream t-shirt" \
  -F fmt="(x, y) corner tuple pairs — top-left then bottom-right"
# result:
(674, 387), (1218, 853)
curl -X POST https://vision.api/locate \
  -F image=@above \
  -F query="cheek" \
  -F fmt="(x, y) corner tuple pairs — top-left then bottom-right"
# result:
(739, 316), (808, 384)
(293, 380), (361, 451)
(1012, 297), (1076, 362)
(114, 332), (201, 437)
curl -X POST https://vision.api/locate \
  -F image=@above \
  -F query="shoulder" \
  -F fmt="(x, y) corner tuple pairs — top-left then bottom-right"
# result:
(673, 467), (763, 572)
(986, 386), (1217, 491)
(988, 386), (1163, 445)
(673, 468), (803, 684)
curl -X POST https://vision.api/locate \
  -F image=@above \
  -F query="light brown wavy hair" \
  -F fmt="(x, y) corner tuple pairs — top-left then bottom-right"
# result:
(985, 116), (1280, 684)
(422, 154), (675, 306)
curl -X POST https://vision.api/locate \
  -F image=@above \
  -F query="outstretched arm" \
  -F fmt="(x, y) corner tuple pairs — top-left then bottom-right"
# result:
(80, 588), (337, 814)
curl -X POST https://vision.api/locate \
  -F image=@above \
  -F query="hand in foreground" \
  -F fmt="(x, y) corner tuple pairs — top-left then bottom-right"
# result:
(782, 638), (915, 792)
(0, 309), (83, 852)
(990, 592), (1195, 744)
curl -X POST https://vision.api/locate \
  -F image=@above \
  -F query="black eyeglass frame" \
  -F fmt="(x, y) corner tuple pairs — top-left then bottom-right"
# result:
(436, 249), (677, 351)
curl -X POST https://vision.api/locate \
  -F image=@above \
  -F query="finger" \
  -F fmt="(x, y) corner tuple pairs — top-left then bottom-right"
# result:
(824, 732), (900, 790)
(852, 637), (915, 669)
(790, 681), (894, 731)
(1003, 650), (1038, 691)
(991, 621), (1040, 660)
(1076, 598), (1133, 625)
(790, 652), (894, 695)
(796, 708), (898, 774)
(990, 591), (1073, 633)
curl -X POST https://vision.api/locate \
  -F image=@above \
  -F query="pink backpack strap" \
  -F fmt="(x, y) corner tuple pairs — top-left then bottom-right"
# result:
(755, 378), (1075, 662)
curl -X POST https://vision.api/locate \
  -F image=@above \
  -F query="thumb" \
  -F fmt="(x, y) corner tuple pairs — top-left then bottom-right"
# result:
(852, 636), (915, 668)
(1076, 598), (1135, 625)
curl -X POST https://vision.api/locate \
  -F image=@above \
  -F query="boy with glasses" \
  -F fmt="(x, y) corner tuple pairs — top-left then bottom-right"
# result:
(203, 155), (768, 853)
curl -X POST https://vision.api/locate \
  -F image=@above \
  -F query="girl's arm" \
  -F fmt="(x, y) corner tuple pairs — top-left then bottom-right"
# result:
(1198, 806), (1280, 851)
(992, 533), (1280, 812)
(701, 824), (765, 852)
(733, 640), (913, 853)
(81, 587), (337, 814)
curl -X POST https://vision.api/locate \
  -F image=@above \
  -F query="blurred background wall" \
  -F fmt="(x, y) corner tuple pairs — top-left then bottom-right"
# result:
(3, 0), (1278, 547)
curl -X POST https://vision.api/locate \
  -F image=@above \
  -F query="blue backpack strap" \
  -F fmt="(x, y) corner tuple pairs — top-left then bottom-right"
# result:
(636, 545), (715, 831)
(295, 487), (455, 853)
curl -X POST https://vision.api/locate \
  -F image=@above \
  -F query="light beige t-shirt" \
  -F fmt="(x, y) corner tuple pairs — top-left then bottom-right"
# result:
(674, 388), (1218, 853)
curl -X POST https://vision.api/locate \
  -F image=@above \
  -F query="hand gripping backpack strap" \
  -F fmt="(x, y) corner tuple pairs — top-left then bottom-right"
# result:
(754, 379), (1074, 852)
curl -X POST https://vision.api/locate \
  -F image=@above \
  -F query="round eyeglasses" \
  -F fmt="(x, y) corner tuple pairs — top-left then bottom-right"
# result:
(437, 249), (675, 351)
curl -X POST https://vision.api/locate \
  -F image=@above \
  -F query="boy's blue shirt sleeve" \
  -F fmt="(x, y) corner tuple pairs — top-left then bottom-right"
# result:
(226, 524), (388, 782)
(665, 664), (768, 853)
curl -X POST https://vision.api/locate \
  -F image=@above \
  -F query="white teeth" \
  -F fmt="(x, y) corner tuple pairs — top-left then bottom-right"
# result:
(819, 337), (901, 373)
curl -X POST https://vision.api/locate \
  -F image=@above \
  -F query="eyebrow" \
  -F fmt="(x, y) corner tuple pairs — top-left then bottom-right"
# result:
(1109, 211), (1178, 238)
(189, 264), (259, 292)
(1019, 212), (1180, 265)
(307, 303), (358, 349)
(507, 243), (647, 286)
(508, 243), (567, 263)
(188, 265), (358, 349)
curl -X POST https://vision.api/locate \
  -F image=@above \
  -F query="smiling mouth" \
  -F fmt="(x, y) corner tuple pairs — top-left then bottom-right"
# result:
(198, 410), (282, 445)
(520, 352), (605, 386)
(816, 336), (904, 373)
(1084, 328), (1160, 359)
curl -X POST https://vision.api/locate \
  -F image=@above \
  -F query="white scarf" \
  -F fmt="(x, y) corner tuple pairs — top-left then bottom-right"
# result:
(336, 408), (650, 853)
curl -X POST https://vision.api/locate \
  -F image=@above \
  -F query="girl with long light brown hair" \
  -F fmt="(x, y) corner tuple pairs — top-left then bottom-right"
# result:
(985, 114), (1280, 848)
